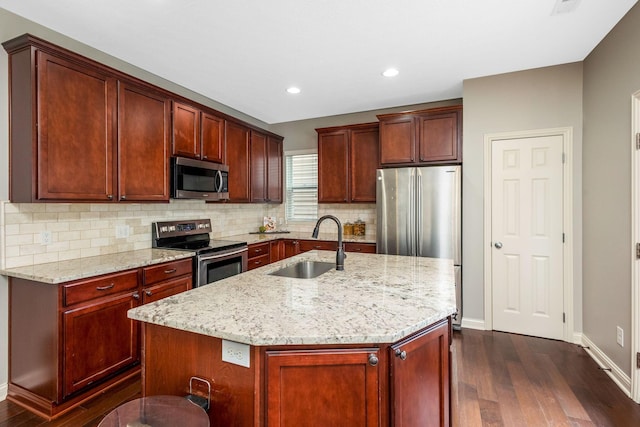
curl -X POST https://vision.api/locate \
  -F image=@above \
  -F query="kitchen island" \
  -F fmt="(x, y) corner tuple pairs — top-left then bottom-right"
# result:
(128, 250), (456, 426)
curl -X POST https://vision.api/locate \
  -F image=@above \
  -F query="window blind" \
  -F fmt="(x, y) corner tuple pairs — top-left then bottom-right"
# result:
(285, 153), (318, 221)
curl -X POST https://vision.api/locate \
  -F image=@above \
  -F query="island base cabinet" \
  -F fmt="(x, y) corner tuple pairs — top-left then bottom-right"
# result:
(390, 319), (450, 427)
(265, 349), (381, 426)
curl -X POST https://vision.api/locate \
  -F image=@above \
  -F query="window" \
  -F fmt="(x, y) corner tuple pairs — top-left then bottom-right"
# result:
(285, 152), (318, 221)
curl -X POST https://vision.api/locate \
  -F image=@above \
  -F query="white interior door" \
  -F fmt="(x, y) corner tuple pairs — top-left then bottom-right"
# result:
(491, 135), (564, 340)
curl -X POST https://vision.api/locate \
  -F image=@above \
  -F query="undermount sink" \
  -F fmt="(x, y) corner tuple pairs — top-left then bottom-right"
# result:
(269, 261), (335, 279)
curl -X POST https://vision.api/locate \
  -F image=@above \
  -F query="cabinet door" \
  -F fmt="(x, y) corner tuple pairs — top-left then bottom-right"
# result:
(282, 240), (300, 258)
(201, 112), (225, 163)
(172, 102), (200, 159)
(226, 121), (251, 202)
(390, 320), (450, 427)
(379, 115), (416, 165)
(299, 240), (337, 252)
(350, 126), (379, 202)
(417, 111), (460, 163)
(142, 276), (191, 304)
(266, 348), (380, 426)
(318, 130), (349, 202)
(267, 136), (283, 203)
(36, 51), (117, 201)
(270, 240), (283, 263)
(250, 131), (268, 202)
(118, 82), (171, 201)
(62, 292), (139, 397)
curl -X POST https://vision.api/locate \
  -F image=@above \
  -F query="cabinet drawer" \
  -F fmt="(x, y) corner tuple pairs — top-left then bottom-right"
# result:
(345, 243), (376, 254)
(142, 276), (192, 304)
(248, 254), (270, 270)
(64, 270), (139, 307)
(248, 242), (270, 259)
(299, 240), (337, 252)
(143, 258), (192, 285)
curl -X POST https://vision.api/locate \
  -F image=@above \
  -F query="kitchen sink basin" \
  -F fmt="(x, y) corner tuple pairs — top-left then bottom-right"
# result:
(269, 261), (335, 279)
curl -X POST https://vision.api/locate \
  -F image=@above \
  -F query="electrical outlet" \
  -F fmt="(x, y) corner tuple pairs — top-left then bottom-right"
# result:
(617, 326), (624, 347)
(40, 231), (52, 246)
(222, 339), (250, 368)
(115, 225), (130, 239)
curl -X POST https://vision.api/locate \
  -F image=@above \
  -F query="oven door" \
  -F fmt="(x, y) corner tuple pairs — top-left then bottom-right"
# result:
(196, 247), (248, 287)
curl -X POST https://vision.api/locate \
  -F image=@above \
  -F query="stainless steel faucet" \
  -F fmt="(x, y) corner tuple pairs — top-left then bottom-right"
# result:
(312, 215), (345, 271)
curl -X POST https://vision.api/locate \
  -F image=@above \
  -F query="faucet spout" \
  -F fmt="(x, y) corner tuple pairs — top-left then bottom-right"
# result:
(312, 215), (345, 271)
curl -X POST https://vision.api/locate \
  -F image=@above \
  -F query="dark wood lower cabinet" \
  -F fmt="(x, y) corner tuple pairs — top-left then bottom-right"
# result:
(266, 348), (381, 426)
(140, 317), (451, 426)
(62, 293), (139, 397)
(391, 320), (450, 427)
(7, 259), (192, 420)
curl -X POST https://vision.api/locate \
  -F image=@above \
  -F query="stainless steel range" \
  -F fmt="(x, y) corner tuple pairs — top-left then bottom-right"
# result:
(152, 219), (248, 287)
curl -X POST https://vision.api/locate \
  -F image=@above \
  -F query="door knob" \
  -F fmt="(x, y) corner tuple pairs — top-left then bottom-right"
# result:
(494, 242), (503, 249)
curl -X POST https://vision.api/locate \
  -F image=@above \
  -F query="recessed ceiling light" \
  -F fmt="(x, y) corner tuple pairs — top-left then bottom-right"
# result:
(382, 68), (399, 78)
(286, 87), (301, 94)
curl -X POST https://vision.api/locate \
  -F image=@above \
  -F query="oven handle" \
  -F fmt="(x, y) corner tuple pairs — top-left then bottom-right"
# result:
(198, 247), (248, 261)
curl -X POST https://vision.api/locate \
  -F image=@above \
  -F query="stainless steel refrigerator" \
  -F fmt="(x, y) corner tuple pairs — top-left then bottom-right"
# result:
(376, 166), (462, 327)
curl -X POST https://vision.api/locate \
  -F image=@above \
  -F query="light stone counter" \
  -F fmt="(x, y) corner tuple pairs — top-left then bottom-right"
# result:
(128, 250), (456, 346)
(0, 249), (195, 284)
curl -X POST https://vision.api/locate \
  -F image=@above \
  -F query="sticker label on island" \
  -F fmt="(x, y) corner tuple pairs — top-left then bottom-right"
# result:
(222, 339), (250, 368)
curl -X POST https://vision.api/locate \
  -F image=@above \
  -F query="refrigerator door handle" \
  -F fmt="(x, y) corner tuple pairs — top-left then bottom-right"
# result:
(416, 170), (423, 257)
(409, 169), (416, 256)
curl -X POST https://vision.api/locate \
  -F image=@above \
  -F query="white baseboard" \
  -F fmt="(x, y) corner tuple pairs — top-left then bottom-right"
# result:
(460, 317), (486, 330)
(0, 382), (7, 401)
(581, 334), (631, 397)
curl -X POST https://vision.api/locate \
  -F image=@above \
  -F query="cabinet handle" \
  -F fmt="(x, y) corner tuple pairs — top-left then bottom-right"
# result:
(353, 248), (361, 251)
(164, 269), (177, 274)
(255, 248), (262, 252)
(145, 290), (153, 296)
(132, 292), (140, 300)
(254, 260), (261, 265)
(394, 348), (407, 360)
(96, 283), (115, 291)
(121, 195), (127, 200)
(368, 353), (379, 367)
(107, 194), (114, 200)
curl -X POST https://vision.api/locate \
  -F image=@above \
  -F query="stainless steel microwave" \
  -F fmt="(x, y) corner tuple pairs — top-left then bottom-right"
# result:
(170, 157), (229, 201)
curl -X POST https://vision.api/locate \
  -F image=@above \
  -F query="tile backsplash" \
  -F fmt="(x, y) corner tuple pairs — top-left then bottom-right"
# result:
(0, 200), (375, 269)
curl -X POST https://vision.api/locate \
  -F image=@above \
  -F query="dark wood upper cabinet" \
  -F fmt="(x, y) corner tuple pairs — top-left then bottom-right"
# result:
(225, 121), (251, 202)
(118, 82), (171, 202)
(3, 34), (283, 203)
(250, 131), (268, 202)
(267, 136), (283, 203)
(33, 50), (118, 202)
(250, 131), (283, 203)
(172, 101), (226, 163)
(317, 123), (378, 203)
(378, 105), (462, 167)
(201, 112), (225, 163)
(172, 102), (201, 159)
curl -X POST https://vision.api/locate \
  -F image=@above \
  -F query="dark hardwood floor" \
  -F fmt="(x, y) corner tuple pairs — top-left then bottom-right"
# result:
(1, 328), (639, 426)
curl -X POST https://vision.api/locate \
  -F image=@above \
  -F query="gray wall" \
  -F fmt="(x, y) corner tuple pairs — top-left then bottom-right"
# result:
(462, 63), (584, 333)
(582, 4), (640, 375)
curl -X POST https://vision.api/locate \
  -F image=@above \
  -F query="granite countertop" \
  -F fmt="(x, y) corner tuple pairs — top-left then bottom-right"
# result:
(128, 250), (456, 346)
(233, 231), (376, 245)
(0, 249), (195, 284)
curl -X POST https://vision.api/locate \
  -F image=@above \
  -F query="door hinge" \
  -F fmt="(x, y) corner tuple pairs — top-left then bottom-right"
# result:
(637, 352), (640, 369)
(562, 233), (565, 243)
(562, 152), (566, 163)
(636, 243), (640, 259)
(563, 312), (566, 323)
(636, 133), (640, 150)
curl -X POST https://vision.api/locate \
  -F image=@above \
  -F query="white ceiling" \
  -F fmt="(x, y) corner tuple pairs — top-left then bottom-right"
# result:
(0, 0), (637, 124)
